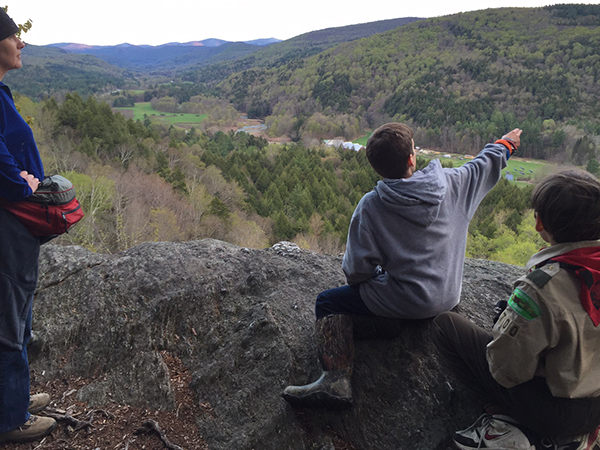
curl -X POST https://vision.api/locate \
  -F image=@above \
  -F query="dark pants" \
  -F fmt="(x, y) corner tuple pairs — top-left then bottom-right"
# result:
(0, 309), (32, 433)
(0, 207), (39, 432)
(433, 311), (600, 438)
(315, 284), (415, 341)
(315, 284), (375, 319)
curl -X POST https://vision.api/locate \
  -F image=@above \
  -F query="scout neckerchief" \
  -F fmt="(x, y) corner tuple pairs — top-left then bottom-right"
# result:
(543, 246), (600, 327)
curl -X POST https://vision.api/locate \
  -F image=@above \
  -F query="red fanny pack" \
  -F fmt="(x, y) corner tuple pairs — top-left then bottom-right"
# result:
(0, 175), (84, 237)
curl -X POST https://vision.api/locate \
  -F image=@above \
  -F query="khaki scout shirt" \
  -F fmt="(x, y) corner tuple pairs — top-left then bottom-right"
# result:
(487, 240), (600, 399)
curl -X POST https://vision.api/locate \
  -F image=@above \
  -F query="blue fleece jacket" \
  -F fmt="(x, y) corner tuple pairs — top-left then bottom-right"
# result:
(342, 143), (507, 319)
(0, 82), (44, 201)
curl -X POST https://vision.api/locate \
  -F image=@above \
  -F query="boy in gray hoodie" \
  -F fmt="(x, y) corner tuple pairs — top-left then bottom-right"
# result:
(282, 123), (522, 409)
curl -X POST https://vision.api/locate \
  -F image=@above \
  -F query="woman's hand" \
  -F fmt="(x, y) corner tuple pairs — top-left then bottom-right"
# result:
(20, 171), (39, 193)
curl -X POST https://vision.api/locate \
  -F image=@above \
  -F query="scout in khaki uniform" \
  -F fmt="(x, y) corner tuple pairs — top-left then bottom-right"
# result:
(433, 169), (600, 450)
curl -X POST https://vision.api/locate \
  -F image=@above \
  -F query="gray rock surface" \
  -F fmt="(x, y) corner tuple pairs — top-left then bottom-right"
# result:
(30, 239), (524, 450)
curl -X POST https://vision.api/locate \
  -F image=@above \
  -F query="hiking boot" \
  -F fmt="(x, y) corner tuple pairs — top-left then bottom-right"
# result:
(539, 425), (600, 450)
(282, 369), (352, 409)
(283, 314), (354, 409)
(454, 414), (535, 450)
(0, 415), (57, 443)
(28, 393), (51, 414)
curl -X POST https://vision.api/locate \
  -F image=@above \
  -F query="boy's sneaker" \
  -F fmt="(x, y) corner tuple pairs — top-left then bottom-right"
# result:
(538, 425), (600, 450)
(454, 414), (535, 450)
(0, 415), (57, 443)
(28, 393), (51, 414)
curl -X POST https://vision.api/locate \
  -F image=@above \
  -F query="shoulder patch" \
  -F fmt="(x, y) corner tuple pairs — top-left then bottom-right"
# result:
(508, 287), (541, 320)
(526, 263), (560, 288)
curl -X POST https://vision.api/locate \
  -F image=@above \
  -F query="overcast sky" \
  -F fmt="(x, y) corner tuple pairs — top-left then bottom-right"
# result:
(7, 0), (600, 47)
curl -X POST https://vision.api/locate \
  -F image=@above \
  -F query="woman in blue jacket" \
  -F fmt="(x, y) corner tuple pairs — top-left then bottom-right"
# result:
(0, 8), (56, 443)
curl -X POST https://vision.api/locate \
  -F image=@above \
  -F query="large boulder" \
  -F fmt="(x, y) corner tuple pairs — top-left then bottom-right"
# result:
(30, 239), (523, 450)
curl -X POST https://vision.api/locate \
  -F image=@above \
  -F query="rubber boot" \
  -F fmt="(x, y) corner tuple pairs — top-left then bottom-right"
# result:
(282, 314), (354, 409)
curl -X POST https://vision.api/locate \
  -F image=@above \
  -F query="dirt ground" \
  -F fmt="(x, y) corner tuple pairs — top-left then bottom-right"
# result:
(3, 351), (360, 450)
(3, 352), (208, 450)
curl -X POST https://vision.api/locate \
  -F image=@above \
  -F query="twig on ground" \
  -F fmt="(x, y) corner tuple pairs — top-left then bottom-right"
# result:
(32, 435), (50, 450)
(135, 419), (185, 450)
(43, 407), (113, 432)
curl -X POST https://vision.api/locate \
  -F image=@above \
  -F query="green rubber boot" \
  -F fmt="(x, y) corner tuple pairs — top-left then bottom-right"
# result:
(283, 314), (354, 409)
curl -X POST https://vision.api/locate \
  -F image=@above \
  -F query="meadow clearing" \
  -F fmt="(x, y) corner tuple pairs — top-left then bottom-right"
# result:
(113, 102), (208, 127)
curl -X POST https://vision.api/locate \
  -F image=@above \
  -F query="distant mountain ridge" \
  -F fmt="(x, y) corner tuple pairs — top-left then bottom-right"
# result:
(6, 16), (421, 98)
(42, 38), (282, 72)
(39, 18), (421, 75)
(47, 37), (280, 52)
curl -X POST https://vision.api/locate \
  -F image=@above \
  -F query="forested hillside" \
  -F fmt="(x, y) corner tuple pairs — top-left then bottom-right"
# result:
(17, 93), (376, 255)
(180, 17), (422, 85)
(14, 90), (546, 266)
(6, 16), (421, 100)
(4, 45), (130, 99)
(217, 4), (600, 162)
(9, 5), (598, 266)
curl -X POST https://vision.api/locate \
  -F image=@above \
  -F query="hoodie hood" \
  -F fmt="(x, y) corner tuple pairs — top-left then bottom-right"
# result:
(374, 159), (447, 227)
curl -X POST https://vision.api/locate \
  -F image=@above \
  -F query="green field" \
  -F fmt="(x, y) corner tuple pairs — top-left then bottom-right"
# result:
(354, 134), (371, 146)
(114, 102), (208, 127)
(503, 159), (550, 181)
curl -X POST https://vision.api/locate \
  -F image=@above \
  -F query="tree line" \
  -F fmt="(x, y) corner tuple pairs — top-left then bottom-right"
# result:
(11, 90), (555, 266)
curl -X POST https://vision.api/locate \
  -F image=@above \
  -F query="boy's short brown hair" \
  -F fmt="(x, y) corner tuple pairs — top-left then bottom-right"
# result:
(532, 169), (600, 243)
(366, 123), (414, 179)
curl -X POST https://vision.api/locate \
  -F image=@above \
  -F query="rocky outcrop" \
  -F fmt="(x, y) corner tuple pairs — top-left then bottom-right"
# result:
(30, 239), (523, 450)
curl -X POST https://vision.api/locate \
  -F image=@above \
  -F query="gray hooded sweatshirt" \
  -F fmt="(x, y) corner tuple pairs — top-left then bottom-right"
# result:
(342, 143), (507, 319)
